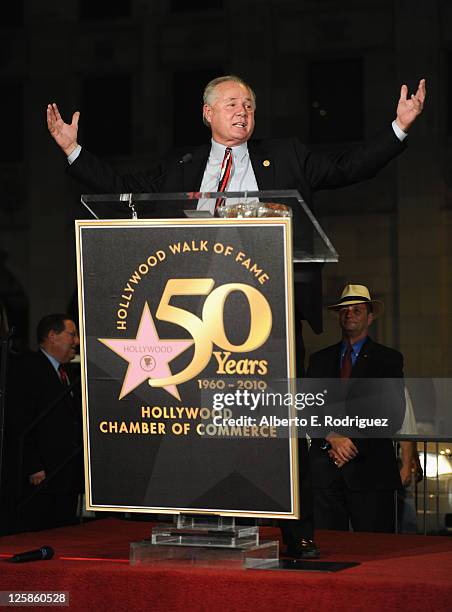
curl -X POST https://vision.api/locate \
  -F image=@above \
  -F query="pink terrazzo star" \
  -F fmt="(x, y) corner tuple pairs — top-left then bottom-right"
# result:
(99, 302), (193, 400)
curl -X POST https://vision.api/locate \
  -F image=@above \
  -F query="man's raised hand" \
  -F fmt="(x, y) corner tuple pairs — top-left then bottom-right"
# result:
(395, 78), (426, 133)
(47, 102), (80, 156)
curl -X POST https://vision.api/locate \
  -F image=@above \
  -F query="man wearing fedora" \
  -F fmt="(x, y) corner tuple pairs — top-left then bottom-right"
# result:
(307, 284), (405, 532)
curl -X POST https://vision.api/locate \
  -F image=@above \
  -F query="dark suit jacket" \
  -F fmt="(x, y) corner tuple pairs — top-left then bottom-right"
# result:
(68, 129), (405, 332)
(308, 337), (404, 491)
(68, 130), (405, 204)
(21, 351), (83, 495)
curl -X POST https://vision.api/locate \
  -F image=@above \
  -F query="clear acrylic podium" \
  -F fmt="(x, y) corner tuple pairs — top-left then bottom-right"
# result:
(78, 190), (338, 568)
(80, 189), (338, 263)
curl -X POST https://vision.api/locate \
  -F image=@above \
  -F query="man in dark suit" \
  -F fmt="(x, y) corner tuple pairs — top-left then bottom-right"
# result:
(308, 285), (405, 532)
(46, 75), (424, 554)
(20, 314), (83, 531)
(46, 74), (425, 336)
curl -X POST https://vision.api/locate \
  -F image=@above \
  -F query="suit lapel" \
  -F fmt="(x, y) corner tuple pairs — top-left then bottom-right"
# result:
(312, 343), (341, 377)
(249, 141), (275, 190)
(351, 337), (373, 379)
(37, 349), (61, 385)
(182, 144), (210, 191)
(328, 343), (342, 377)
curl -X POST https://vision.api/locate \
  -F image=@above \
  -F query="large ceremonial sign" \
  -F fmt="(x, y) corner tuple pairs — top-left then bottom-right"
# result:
(76, 217), (298, 518)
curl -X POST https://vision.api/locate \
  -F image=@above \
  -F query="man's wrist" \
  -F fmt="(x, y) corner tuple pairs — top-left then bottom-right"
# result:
(392, 119), (408, 140)
(67, 144), (81, 165)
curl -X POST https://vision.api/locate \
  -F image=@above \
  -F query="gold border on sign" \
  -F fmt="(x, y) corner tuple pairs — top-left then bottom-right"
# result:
(75, 217), (299, 519)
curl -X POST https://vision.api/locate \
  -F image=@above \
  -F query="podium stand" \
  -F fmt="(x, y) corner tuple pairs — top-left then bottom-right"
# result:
(75, 191), (337, 567)
(80, 189), (338, 263)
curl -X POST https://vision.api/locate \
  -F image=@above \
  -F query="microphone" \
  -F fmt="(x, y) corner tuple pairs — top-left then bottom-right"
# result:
(120, 153), (193, 216)
(179, 153), (193, 164)
(9, 545), (55, 563)
(147, 152), (193, 188)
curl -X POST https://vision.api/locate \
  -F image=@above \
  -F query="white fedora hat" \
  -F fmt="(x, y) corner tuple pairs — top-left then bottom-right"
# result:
(327, 284), (384, 318)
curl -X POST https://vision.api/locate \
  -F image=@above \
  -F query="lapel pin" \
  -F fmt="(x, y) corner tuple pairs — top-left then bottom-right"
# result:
(263, 160), (271, 167)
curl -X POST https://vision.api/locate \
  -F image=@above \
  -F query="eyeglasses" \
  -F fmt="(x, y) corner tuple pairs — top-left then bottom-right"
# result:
(63, 330), (79, 339)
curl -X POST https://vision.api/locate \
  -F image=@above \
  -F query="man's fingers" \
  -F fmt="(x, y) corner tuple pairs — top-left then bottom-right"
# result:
(341, 441), (357, 456)
(46, 104), (57, 125)
(400, 83), (408, 101)
(417, 78), (426, 102)
(343, 438), (358, 454)
(330, 437), (358, 462)
(329, 451), (346, 467)
(412, 79), (426, 109)
(411, 94), (421, 110)
(337, 447), (354, 462)
(342, 445), (357, 461)
(30, 474), (44, 485)
(52, 102), (62, 121)
(331, 439), (357, 454)
(400, 79), (426, 103)
(71, 111), (80, 128)
(46, 103), (63, 134)
(338, 451), (350, 462)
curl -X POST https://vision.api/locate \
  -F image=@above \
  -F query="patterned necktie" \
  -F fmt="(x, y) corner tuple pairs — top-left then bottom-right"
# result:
(58, 364), (69, 386)
(340, 342), (353, 379)
(214, 147), (233, 213)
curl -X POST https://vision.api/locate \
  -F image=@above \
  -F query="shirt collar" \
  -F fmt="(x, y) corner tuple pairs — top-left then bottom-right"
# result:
(210, 139), (249, 163)
(341, 336), (367, 355)
(40, 347), (61, 373)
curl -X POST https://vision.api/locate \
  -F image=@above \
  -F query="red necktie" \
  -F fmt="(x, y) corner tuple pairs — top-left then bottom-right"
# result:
(340, 342), (353, 379)
(58, 364), (69, 386)
(214, 147), (233, 213)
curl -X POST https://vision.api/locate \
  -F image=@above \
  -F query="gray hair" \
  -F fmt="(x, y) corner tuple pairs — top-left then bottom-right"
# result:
(202, 75), (256, 126)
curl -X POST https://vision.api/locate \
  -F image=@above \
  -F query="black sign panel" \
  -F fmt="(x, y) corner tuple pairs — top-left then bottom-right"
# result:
(76, 218), (298, 518)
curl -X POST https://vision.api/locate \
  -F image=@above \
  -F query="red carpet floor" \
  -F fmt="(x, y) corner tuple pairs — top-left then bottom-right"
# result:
(0, 519), (451, 611)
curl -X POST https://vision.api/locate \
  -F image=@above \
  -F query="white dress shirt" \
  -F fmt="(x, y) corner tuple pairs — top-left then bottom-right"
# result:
(197, 139), (259, 213)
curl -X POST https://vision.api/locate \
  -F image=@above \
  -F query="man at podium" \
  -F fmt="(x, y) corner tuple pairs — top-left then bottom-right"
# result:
(46, 74), (425, 341)
(47, 74), (425, 557)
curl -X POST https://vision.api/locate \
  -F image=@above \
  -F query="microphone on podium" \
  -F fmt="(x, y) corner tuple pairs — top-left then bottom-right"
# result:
(179, 153), (193, 165)
(122, 152), (193, 217)
(120, 152), (193, 205)
(9, 546), (55, 563)
(147, 152), (193, 188)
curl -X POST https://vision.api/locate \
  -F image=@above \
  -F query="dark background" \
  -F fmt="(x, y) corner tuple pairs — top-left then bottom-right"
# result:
(0, 0), (450, 378)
